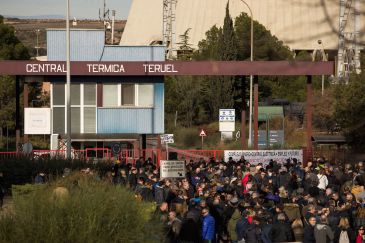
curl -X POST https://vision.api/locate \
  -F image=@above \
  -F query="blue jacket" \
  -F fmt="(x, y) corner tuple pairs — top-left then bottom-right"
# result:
(202, 214), (215, 240)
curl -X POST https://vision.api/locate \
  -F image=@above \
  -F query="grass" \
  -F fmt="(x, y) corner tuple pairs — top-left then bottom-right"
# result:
(0, 174), (163, 243)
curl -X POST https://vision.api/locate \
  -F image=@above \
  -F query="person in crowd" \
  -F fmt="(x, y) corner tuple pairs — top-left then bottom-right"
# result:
(334, 217), (356, 243)
(304, 216), (317, 243)
(271, 213), (294, 242)
(201, 207), (215, 243)
(356, 226), (365, 243)
(167, 210), (182, 243)
(292, 218), (304, 242)
(314, 215), (334, 243)
(318, 169), (329, 191)
(243, 216), (262, 243)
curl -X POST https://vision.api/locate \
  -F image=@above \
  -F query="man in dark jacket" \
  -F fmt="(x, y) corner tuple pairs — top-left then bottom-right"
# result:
(271, 213), (294, 242)
(303, 216), (316, 243)
(243, 217), (262, 243)
(236, 211), (249, 242)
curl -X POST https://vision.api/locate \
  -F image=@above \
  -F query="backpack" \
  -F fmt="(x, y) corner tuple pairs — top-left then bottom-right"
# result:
(339, 230), (349, 243)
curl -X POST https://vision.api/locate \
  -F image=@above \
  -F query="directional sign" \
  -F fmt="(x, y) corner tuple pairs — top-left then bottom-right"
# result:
(160, 134), (174, 144)
(200, 129), (207, 137)
(219, 109), (235, 122)
(219, 109), (235, 132)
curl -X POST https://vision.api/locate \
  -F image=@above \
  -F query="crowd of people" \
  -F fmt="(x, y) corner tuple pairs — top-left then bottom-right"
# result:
(110, 156), (365, 243)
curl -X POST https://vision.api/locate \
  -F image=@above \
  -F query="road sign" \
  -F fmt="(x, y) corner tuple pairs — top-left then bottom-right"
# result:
(112, 143), (121, 155)
(200, 129), (207, 137)
(219, 109), (235, 122)
(219, 109), (235, 132)
(160, 134), (174, 144)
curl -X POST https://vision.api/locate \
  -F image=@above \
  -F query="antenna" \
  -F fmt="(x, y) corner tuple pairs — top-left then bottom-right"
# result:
(99, 0), (110, 27)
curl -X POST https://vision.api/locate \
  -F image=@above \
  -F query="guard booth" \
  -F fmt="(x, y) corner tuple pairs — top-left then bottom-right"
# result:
(27, 29), (165, 161)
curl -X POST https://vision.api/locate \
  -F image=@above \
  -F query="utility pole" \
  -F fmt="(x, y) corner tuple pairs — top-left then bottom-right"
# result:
(66, 0), (71, 159)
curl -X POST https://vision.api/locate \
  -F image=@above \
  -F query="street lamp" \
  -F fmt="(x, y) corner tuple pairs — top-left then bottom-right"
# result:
(238, 0), (254, 148)
(35, 29), (40, 57)
(313, 40), (328, 96)
(66, 0), (71, 159)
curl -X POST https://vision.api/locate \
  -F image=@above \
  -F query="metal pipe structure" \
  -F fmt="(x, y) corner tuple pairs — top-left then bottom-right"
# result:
(253, 75), (259, 150)
(306, 75), (313, 163)
(238, 0), (253, 149)
(66, 0), (71, 159)
(318, 40), (327, 96)
(111, 10), (116, 45)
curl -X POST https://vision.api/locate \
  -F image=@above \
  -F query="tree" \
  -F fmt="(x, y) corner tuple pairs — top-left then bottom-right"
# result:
(195, 2), (237, 121)
(0, 17), (30, 148)
(177, 28), (194, 60)
(334, 72), (365, 150)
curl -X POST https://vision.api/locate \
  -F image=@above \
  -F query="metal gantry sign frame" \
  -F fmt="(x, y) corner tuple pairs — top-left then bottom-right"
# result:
(0, 60), (335, 163)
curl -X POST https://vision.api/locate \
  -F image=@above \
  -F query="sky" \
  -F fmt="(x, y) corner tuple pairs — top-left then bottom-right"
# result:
(1, 0), (133, 19)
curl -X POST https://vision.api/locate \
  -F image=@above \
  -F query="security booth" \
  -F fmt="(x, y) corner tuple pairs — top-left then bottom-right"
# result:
(28, 29), (165, 161)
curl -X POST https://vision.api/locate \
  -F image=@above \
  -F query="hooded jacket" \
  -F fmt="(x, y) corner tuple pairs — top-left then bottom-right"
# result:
(314, 223), (334, 243)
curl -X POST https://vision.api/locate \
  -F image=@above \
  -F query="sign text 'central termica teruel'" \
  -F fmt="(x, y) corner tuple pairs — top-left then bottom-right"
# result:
(0, 61), (335, 76)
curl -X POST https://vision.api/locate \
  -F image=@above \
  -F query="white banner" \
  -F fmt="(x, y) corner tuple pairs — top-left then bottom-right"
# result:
(24, 108), (51, 134)
(224, 150), (303, 165)
(160, 160), (186, 178)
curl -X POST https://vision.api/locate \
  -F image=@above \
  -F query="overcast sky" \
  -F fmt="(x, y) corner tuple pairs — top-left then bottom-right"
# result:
(1, 0), (132, 19)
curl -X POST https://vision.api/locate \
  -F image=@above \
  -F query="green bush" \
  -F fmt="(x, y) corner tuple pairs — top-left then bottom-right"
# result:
(0, 175), (163, 243)
(0, 158), (114, 187)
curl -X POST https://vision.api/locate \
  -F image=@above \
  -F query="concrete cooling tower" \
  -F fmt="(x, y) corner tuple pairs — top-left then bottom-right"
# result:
(120, 0), (365, 52)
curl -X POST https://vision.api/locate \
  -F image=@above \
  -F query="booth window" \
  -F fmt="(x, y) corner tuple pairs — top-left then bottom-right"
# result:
(71, 84), (80, 105)
(121, 84), (135, 106)
(71, 107), (80, 133)
(53, 107), (65, 134)
(103, 84), (118, 106)
(138, 84), (154, 107)
(53, 83), (65, 105)
(84, 107), (96, 133)
(84, 83), (96, 105)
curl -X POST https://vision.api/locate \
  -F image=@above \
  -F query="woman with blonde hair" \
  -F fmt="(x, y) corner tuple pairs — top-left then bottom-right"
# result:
(292, 218), (304, 241)
(334, 217), (356, 243)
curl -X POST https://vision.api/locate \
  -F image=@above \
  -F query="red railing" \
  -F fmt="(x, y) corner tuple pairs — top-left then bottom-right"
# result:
(166, 149), (225, 162)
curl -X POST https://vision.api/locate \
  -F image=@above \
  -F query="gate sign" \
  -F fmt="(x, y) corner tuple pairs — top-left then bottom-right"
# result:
(224, 150), (303, 165)
(160, 160), (186, 178)
(160, 134), (174, 144)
